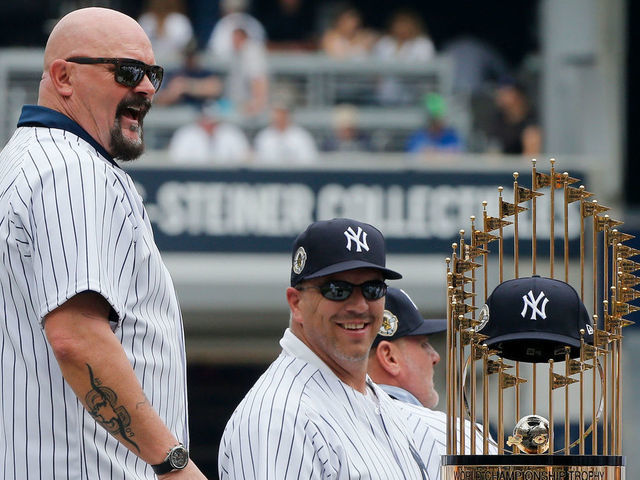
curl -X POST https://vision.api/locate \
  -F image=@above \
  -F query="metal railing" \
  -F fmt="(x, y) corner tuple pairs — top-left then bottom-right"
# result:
(0, 48), (464, 150)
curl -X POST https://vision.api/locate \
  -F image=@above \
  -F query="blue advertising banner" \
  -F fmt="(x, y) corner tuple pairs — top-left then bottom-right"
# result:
(127, 167), (585, 254)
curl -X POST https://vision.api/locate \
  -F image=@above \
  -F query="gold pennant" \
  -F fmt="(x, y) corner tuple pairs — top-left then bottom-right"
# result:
(594, 216), (610, 232)
(461, 329), (476, 346)
(457, 315), (481, 329)
(453, 303), (477, 316)
(605, 316), (635, 330)
(450, 273), (473, 288)
(501, 372), (526, 389)
(552, 372), (579, 389)
(516, 185), (543, 203)
(617, 259), (640, 274)
(474, 345), (500, 360)
(484, 216), (513, 232)
(616, 302), (640, 316)
(618, 287), (640, 302)
(582, 201), (610, 218)
(617, 272), (640, 288)
(568, 359), (593, 375)
(466, 245), (489, 258)
(456, 290), (477, 300)
(486, 359), (502, 375)
(609, 230), (635, 244)
(594, 329), (610, 348)
(455, 259), (482, 274)
(500, 199), (527, 218)
(582, 343), (599, 360)
(615, 245), (640, 259)
(473, 230), (499, 245)
(536, 171), (580, 188)
(565, 186), (593, 203)
(608, 218), (625, 228)
(473, 333), (489, 343)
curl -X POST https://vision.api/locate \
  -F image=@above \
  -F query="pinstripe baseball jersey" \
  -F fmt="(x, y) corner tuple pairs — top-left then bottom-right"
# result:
(0, 105), (189, 479)
(380, 384), (498, 480)
(219, 328), (438, 479)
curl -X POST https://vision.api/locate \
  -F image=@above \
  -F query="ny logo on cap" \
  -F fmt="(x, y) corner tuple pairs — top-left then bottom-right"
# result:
(521, 290), (548, 320)
(344, 226), (369, 252)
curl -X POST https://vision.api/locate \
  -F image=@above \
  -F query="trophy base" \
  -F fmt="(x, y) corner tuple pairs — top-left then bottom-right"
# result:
(442, 455), (625, 479)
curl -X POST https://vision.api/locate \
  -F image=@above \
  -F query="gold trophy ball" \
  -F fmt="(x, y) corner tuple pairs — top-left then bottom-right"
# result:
(507, 415), (550, 454)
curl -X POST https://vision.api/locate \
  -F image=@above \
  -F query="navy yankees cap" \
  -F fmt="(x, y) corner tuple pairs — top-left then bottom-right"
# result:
(373, 287), (447, 347)
(478, 276), (594, 362)
(290, 218), (402, 286)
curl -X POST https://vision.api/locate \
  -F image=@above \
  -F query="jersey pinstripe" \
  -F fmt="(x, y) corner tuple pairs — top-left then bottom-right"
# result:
(219, 328), (438, 480)
(390, 398), (499, 480)
(0, 108), (189, 479)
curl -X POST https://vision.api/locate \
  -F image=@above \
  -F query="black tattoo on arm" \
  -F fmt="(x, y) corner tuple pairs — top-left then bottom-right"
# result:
(85, 363), (140, 452)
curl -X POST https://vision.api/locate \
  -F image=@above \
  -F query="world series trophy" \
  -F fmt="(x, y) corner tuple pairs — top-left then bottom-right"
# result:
(442, 159), (634, 479)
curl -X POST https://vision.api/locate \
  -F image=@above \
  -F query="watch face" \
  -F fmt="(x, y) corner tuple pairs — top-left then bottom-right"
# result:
(169, 446), (189, 469)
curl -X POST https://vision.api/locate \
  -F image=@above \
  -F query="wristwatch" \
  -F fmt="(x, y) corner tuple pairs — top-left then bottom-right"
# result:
(151, 443), (189, 475)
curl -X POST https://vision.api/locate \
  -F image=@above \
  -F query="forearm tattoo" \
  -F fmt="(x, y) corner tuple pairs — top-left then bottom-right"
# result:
(84, 363), (140, 452)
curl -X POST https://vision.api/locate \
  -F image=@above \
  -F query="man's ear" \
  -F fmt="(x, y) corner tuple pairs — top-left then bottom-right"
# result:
(375, 340), (402, 376)
(49, 59), (73, 97)
(286, 287), (304, 325)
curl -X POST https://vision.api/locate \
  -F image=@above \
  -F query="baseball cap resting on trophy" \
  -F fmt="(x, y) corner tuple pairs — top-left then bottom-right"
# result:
(478, 275), (594, 362)
(290, 218), (402, 286)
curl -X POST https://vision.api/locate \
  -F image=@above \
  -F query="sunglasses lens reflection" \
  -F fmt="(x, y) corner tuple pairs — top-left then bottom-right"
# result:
(116, 64), (163, 90)
(319, 281), (387, 301)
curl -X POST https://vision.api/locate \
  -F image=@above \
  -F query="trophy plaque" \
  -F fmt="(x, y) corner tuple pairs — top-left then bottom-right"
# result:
(442, 159), (633, 479)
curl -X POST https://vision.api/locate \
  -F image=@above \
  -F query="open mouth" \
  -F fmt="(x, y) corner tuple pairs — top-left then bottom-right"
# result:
(116, 96), (151, 127)
(123, 106), (142, 122)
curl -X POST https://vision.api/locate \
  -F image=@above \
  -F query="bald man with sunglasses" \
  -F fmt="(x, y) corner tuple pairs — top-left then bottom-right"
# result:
(219, 218), (438, 479)
(0, 7), (206, 479)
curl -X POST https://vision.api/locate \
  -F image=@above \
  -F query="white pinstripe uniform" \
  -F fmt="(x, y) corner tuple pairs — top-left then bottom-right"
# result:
(380, 385), (498, 480)
(219, 328), (438, 479)
(0, 106), (189, 479)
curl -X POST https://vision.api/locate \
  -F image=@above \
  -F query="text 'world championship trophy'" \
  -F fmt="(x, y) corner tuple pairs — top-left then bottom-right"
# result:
(442, 159), (634, 479)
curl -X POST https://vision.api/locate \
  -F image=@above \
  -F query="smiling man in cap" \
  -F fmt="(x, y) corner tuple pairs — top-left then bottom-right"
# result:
(368, 287), (497, 462)
(219, 218), (437, 479)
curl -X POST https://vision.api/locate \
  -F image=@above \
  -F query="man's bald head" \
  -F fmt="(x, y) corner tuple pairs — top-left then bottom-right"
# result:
(44, 8), (153, 70)
(38, 7), (158, 161)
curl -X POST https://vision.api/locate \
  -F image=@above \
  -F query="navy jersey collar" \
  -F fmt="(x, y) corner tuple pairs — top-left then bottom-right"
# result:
(17, 105), (118, 167)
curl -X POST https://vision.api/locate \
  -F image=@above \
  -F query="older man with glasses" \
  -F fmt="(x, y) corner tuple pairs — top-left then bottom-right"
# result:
(219, 218), (439, 479)
(0, 7), (206, 479)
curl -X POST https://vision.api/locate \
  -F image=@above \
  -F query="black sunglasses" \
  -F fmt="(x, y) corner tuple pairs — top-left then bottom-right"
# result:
(297, 279), (388, 302)
(66, 57), (164, 91)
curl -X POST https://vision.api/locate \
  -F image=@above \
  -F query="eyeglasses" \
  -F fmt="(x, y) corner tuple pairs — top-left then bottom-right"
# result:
(297, 279), (387, 302)
(66, 57), (164, 91)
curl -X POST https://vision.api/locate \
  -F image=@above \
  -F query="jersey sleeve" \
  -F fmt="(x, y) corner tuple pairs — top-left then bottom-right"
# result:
(16, 150), (140, 328)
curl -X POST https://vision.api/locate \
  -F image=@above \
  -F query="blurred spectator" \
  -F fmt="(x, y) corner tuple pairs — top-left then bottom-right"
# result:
(254, 101), (318, 164)
(406, 93), (463, 153)
(138, 0), (194, 61)
(373, 9), (435, 62)
(373, 8), (435, 105)
(226, 26), (269, 116)
(168, 102), (250, 163)
(155, 41), (223, 108)
(207, 0), (266, 60)
(320, 6), (377, 59)
(442, 35), (510, 94)
(486, 79), (542, 155)
(260, 0), (317, 51)
(322, 104), (373, 152)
